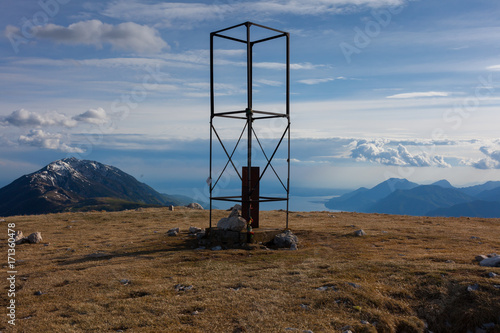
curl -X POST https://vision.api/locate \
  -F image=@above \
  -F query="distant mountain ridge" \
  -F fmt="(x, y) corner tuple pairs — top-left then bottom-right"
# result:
(325, 178), (500, 218)
(0, 158), (198, 217)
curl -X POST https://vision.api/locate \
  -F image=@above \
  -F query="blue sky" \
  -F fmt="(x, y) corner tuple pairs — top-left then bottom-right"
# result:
(2, 0), (500, 201)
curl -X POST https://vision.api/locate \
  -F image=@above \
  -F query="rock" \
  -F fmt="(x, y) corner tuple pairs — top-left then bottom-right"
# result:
(487, 272), (498, 278)
(354, 229), (367, 237)
(14, 231), (26, 245)
(186, 202), (203, 210)
(34, 291), (43, 296)
(217, 208), (247, 232)
(316, 285), (336, 291)
(348, 282), (362, 288)
(274, 230), (298, 249)
(211, 245), (222, 251)
(120, 279), (130, 285)
(27, 232), (42, 244)
(169, 205), (174, 211)
(189, 226), (202, 234)
(167, 228), (179, 236)
(174, 284), (193, 292)
(467, 284), (479, 292)
(227, 204), (242, 211)
(290, 243), (298, 251)
(476, 255), (488, 262)
(0, 219), (5, 222)
(479, 255), (500, 267)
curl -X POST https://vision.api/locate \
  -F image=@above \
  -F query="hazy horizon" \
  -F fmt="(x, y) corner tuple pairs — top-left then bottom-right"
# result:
(2, 0), (500, 198)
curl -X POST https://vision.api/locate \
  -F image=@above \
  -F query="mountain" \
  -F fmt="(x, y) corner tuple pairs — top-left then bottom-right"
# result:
(325, 178), (419, 212)
(431, 179), (454, 189)
(474, 186), (500, 202)
(0, 157), (179, 217)
(325, 178), (500, 217)
(365, 185), (475, 216)
(459, 181), (500, 196)
(427, 200), (500, 218)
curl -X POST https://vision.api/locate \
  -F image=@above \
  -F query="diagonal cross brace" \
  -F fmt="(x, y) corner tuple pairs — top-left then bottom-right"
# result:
(252, 128), (287, 192)
(210, 123), (246, 190)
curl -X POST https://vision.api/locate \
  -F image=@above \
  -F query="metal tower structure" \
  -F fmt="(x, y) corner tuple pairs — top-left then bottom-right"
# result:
(209, 22), (291, 231)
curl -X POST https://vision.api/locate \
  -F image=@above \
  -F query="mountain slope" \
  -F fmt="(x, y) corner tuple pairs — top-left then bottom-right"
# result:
(0, 157), (177, 217)
(325, 178), (419, 212)
(459, 181), (500, 196)
(427, 200), (500, 218)
(366, 185), (475, 216)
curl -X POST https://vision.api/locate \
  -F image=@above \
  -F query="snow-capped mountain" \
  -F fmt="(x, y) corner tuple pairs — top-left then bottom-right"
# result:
(0, 157), (178, 217)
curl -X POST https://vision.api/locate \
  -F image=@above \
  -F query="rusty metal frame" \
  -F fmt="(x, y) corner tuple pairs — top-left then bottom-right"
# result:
(209, 21), (291, 230)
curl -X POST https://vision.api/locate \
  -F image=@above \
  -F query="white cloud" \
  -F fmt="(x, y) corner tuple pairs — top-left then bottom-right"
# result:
(18, 129), (83, 153)
(386, 91), (449, 99)
(298, 78), (335, 85)
(486, 65), (500, 71)
(8, 20), (168, 54)
(350, 139), (451, 167)
(102, 0), (407, 27)
(73, 107), (109, 125)
(0, 109), (76, 127)
(464, 146), (500, 169)
(255, 79), (282, 87)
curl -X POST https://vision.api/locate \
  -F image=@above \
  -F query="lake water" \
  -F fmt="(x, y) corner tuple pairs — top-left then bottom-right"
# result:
(259, 195), (339, 212)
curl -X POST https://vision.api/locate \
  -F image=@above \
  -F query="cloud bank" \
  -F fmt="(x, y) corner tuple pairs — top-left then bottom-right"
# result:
(1, 108), (111, 152)
(19, 129), (83, 153)
(350, 139), (451, 167)
(386, 91), (449, 99)
(7, 20), (168, 53)
(464, 146), (500, 169)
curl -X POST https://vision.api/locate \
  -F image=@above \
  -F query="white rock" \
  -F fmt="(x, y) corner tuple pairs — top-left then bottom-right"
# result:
(217, 209), (246, 232)
(27, 232), (42, 244)
(354, 229), (367, 237)
(14, 231), (25, 244)
(167, 228), (179, 236)
(274, 230), (298, 248)
(168, 205), (174, 211)
(186, 202), (204, 210)
(227, 204), (242, 211)
(189, 226), (202, 234)
(479, 255), (500, 267)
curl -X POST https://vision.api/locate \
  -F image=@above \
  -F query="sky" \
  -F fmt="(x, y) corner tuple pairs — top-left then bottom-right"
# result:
(2, 0), (500, 203)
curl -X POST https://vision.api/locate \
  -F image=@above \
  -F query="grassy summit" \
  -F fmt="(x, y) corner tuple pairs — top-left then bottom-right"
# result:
(2, 208), (499, 332)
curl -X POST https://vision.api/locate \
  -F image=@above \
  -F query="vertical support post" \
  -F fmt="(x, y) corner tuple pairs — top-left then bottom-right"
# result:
(286, 32), (290, 229)
(245, 22), (253, 229)
(209, 32), (215, 229)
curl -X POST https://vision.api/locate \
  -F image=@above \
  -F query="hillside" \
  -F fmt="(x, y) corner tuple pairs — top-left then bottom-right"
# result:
(366, 185), (475, 216)
(325, 178), (419, 212)
(1, 208), (499, 332)
(0, 157), (179, 217)
(325, 178), (500, 217)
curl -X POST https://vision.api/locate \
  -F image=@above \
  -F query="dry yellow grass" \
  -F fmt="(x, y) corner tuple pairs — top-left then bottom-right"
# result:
(1, 208), (500, 332)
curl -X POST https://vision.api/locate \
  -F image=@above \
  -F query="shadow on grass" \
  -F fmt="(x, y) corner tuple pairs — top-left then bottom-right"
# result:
(57, 234), (199, 266)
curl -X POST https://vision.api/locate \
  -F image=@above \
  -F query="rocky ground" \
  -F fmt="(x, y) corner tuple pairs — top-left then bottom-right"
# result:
(1, 207), (499, 332)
